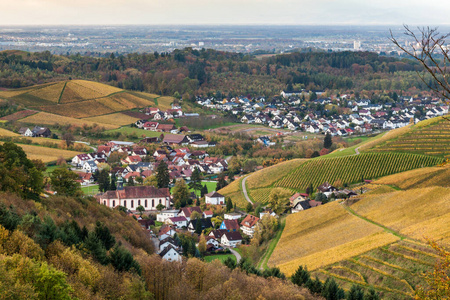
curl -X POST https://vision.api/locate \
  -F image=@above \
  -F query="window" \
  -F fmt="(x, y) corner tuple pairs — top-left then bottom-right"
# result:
(131, 200), (134, 208)
(124, 200), (127, 207)
(159, 199), (162, 204)
(152, 199), (155, 207)
(138, 200), (141, 206)
(103, 200), (106, 205)
(113, 200), (115, 207)
(145, 200), (148, 207)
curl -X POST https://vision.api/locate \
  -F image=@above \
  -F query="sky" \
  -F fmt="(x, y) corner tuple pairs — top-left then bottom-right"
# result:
(1, 0), (450, 26)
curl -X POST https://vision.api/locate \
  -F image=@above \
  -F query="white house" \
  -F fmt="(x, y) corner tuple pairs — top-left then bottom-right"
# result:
(205, 191), (225, 205)
(82, 161), (98, 173)
(166, 216), (188, 228)
(71, 154), (93, 167)
(156, 210), (180, 223)
(220, 231), (243, 248)
(240, 215), (260, 237)
(224, 213), (242, 220)
(159, 237), (179, 252)
(159, 245), (182, 262)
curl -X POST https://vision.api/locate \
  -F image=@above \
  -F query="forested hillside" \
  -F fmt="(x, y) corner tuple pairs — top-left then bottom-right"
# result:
(0, 142), (317, 300)
(0, 49), (427, 98)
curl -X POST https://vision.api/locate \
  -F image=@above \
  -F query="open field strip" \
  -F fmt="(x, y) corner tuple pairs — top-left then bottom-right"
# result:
(82, 113), (140, 126)
(19, 112), (118, 130)
(0, 143), (82, 163)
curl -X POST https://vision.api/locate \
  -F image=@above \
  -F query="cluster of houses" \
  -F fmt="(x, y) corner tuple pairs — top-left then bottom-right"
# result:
(196, 92), (449, 136)
(71, 140), (227, 186)
(154, 205), (264, 261)
(18, 126), (52, 138)
(290, 181), (358, 213)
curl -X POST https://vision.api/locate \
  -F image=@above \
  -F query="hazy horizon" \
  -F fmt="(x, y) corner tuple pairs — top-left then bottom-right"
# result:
(1, 0), (450, 26)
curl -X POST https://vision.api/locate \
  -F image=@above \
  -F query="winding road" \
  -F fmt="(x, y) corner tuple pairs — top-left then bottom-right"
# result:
(241, 176), (253, 205)
(229, 248), (242, 263)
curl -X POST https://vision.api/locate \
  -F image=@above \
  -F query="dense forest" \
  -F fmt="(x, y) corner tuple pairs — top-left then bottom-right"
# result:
(0, 48), (429, 98)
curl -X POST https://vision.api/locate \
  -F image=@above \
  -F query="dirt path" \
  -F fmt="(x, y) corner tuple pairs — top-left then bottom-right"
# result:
(229, 248), (242, 263)
(241, 176), (253, 205)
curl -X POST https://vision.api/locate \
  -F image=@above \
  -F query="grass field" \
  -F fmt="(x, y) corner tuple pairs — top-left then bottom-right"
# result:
(269, 202), (399, 275)
(218, 177), (249, 208)
(204, 253), (236, 263)
(275, 153), (442, 191)
(191, 181), (217, 197)
(19, 112), (118, 129)
(105, 126), (165, 140)
(82, 113), (140, 126)
(81, 185), (100, 195)
(156, 96), (175, 111)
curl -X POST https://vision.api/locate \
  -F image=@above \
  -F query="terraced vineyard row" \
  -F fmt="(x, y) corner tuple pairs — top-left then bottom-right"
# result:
(370, 121), (450, 158)
(275, 153), (442, 191)
(249, 187), (294, 204)
(311, 240), (436, 299)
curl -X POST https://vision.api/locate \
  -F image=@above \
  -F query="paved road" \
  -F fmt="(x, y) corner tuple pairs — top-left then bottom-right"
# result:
(229, 247), (241, 263)
(241, 176), (253, 205)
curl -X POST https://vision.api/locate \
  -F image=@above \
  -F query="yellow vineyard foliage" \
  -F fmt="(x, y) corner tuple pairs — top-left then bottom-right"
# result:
(352, 187), (450, 242)
(82, 113), (140, 126)
(269, 202), (397, 274)
(246, 158), (306, 189)
(20, 112), (118, 130)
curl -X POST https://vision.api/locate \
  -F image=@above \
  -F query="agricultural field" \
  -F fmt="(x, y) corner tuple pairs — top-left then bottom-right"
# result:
(2, 143), (83, 163)
(218, 177), (248, 208)
(27, 81), (66, 102)
(105, 127), (164, 140)
(0, 109), (37, 121)
(351, 186), (450, 243)
(312, 240), (436, 299)
(364, 117), (450, 158)
(374, 164), (450, 190)
(269, 201), (399, 275)
(19, 112), (118, 130)
(156, 96), (175, 111)
(275, 153), (442, 192)
(246, 159), (306, 189)
(0, 80), (161, 119)
(0, 127), (20, 137)
(249, 187), (294, 205)
(82, 113), (140, 126)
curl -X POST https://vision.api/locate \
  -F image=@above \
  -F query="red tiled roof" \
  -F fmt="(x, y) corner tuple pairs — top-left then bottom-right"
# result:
(241, 215), (259, 228)
(100, 186), (170, 200)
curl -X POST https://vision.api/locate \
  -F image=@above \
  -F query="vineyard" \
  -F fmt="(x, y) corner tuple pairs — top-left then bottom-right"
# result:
(366, 117), (450, 158)
(0, 143), (83, 163)
(19, 112), (118, 130)
(249, 187), (294, 204)
(246, 159), (306, 189)
(0, 109), (37, 121)
(351, 186), (450, 243)
(82, 112), (140, 126)
(218, 176), (249, 208)
(374, 164), (450, 190)
(311, 240), (436, 299)
(269, 202), (398, 274)
(275, 153), (442, 191)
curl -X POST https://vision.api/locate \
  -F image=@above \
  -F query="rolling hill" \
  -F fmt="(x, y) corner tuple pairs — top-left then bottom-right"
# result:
(268, 163), (450, 298)
(0, 79), (173, 119)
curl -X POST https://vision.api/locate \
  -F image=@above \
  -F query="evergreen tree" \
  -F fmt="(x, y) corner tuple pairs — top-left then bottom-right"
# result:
(363, 288), (379, 300)
(223, 256), (236, 269)
(109, 244), (141, 275)
(324, 132), (333, 149)
(127, 176), (135, 186)
(216, 174), (227, 190)
(322, 278), (345, 300)
(194, 219), (203, 235)
(84, 232), (109, 265)
(110, 173), (117, 190)
(94, 221), (116, 250)
(347, 285), (364, 300)
(292, 265), (311, 287)
(246, 202), (253, 213)
(156, 161), (170, 188)
(226, 197), (233, 212)
(97, 169), (110, 192)
(189, 167), (202, 194)
(200, 185), (208, 197)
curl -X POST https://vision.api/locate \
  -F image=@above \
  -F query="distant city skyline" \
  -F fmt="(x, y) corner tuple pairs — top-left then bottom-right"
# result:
(1, 0), (450, 26)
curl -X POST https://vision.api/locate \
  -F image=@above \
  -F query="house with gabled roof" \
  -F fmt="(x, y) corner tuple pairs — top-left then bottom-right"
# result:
(178, 206), (203, 221)
(159, 245), (182, 262)
(219, 219), (240, 232)
(205, 191), (225, 205)
(240, 215), (260, 237)
(221, 231), (243, 248)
